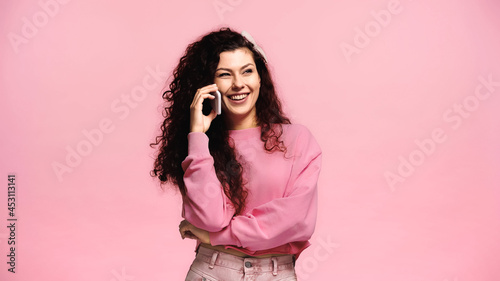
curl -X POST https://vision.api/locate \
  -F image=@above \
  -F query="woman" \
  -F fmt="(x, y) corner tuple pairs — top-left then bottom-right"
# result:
(151, 27), (322, 280)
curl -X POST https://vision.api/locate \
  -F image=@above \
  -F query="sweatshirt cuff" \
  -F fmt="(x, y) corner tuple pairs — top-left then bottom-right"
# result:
(187, 132), (210, 155)
(210, 225), (242, 248)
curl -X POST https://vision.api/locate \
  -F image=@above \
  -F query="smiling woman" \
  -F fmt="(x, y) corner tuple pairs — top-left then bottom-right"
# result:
(215, 49), (261, 130)
(150, 27), (322, 281)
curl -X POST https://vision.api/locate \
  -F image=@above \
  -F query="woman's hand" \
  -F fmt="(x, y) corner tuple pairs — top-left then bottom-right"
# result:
(179, 219), (211, 244)
(190, 84), (219, 133)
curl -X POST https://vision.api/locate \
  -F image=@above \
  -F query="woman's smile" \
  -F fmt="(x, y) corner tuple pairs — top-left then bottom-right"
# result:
(227, 92), (250, 101)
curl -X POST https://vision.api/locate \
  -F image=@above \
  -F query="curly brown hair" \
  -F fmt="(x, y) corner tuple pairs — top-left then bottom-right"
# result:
(150, 27), (290, 215)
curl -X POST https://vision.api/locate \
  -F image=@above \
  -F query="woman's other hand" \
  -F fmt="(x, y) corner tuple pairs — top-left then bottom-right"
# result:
(179, 219), (211, 244)
(190, 84), (218, 133)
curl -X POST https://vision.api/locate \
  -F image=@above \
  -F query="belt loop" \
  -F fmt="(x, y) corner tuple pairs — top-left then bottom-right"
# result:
(208, 251), (219, 269)
(272, 257), (278, 276)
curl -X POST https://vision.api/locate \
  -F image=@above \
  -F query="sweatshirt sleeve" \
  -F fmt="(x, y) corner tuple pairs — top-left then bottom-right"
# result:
(181, 132), (235, 232)
(209, 128), (322, 251)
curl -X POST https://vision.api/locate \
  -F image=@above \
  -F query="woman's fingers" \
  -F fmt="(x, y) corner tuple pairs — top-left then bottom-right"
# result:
(191, 84), (217, 108)
(207, 108), (217, 121)
(179, 220), (197, 240)
(178, 220), (210, 243)
(183, 231), (197, 240)
(179, 220), (190, 239)
(190, 84), (219, 133)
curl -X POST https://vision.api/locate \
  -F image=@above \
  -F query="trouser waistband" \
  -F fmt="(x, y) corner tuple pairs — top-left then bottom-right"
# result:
(196, 245), (295, 276)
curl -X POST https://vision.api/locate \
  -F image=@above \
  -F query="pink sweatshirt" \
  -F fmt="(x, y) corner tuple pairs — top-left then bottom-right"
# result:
(181, 124), (322, 258)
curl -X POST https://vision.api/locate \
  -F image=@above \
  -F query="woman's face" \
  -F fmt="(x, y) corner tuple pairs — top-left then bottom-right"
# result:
(214, 47), (261, 129)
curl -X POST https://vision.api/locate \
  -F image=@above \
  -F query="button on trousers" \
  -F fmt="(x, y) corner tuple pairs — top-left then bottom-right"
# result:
(184, 246), (297, 281)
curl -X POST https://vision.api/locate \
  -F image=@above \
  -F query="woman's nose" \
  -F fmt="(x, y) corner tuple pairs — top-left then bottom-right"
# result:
(232, 75), (244, 89)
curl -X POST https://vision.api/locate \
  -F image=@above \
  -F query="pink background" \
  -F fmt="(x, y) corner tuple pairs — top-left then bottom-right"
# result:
(1, 0), (500, 280)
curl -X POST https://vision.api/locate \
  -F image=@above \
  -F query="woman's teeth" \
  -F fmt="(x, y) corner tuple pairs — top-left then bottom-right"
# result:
(229, 94), (249, 101)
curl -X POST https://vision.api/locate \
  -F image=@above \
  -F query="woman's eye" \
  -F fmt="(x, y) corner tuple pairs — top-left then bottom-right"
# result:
(217, 73), (230, 77)
(243, 69), (253, 74)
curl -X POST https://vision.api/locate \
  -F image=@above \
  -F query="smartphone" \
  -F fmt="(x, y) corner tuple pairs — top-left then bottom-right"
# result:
(210, 90), (221, 115)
